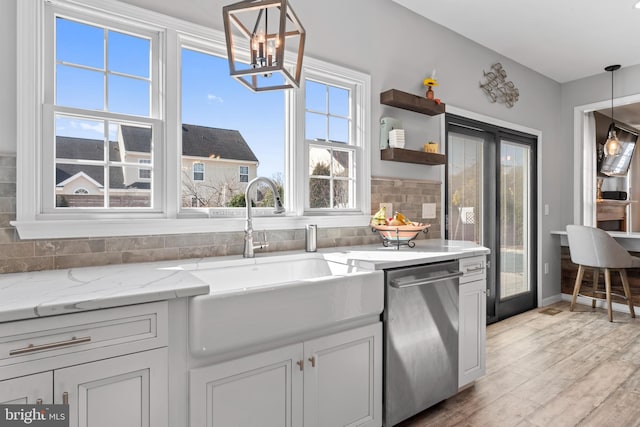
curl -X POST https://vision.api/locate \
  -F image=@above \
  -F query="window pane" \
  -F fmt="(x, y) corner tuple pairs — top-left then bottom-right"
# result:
(108, 75), (150, 116)
(309, 178), (330, 208)
(306, 80), (326, 112)
(329, 86), (349, 117)
(56, 164), (104, 208)
(306, 112), (326, 141)
(111, 123), (151, 162)
(109, 166), (151, 208)
(180, 48), (284, 209)
(56, 17), (104, 69)
(56, 116), (105, 161)
(329, 117), (349, 143)
(332, 150), (351, 177)
(56, 65), (104, 110)
(108, 31), (150, 78)
(333, 179), (351, 208)
(309, 147), (331, 176)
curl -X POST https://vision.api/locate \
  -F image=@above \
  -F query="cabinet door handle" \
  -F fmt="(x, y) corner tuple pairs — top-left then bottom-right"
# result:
(36, 399), (43, 405)
(296, 360), (304, 371)
(308, 356), (316, 368)
(62, 392), (69, 405)
(9, 336), (91, 356)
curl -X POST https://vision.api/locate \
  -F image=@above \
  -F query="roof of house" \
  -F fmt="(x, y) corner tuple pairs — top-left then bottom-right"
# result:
(119, 124), (259, 163)
(179, 124), (259, 162)
(55, 137), (126, 188)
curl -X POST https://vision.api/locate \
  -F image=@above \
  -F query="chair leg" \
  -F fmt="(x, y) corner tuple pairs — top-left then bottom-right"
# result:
(592, 267), (599, 310)
(571, 265), (585, 312)
(605, 268), (613, 322)
(619, 269), (636, 319)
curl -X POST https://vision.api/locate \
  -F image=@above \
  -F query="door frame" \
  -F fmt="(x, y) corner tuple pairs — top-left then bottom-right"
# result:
(439, 106), (543, 311)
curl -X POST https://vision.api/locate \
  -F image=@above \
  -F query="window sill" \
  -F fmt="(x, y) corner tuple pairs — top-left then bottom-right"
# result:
(11, 215), (372, 240)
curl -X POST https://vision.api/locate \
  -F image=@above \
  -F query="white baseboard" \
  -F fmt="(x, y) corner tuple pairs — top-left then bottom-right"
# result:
(541, 294), (562, 307)
(560, 293), (636, 313)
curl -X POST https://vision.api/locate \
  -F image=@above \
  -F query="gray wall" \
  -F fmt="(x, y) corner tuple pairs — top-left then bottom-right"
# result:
(1, 0), (566, 301)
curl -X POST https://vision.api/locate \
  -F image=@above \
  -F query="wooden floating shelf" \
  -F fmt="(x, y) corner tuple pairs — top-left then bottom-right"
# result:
(381, 148), (445, 165)
(380, 89), (445, 116)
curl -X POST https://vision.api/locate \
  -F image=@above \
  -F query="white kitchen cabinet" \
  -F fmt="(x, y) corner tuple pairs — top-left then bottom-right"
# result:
(190, 323), (382, 427)
(54, 348), (168, 427)
(0, 371), (52, 404)
(303, 323), (381, 427)
(190, 343), (303, 427)
(458, 278), (486, 388)
(0, 302), (169, 427)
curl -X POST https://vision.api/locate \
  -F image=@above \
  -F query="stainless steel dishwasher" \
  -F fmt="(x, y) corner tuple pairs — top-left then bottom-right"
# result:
(383, 260), (462, 426)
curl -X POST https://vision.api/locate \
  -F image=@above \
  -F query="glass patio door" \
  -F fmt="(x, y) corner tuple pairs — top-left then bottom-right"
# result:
(446, 115), (537, 323)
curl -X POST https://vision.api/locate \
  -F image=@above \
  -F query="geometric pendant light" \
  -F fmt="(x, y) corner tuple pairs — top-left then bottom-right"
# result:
(223, 0), (306, 92)
(603, 64), (622, 157)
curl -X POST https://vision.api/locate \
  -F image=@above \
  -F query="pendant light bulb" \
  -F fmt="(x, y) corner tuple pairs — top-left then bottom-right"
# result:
(604, 64), (622, 157)
(604, 129), (622, 157)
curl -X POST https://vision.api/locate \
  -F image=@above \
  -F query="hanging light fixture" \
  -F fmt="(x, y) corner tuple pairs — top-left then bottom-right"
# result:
(223, 0), (305, 92)
(604, 64), (622, 157)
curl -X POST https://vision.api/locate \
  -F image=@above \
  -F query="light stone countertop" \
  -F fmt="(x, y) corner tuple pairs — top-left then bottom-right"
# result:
(0, 239), (488, 323)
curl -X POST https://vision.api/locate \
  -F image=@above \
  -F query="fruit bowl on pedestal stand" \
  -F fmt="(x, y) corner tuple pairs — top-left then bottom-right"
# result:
(371, 224), (430, 249)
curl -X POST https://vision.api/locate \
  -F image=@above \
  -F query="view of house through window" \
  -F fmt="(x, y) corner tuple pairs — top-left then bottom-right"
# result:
(54, 16), (154, 209)
(50, 12), (363, 217)
(180, 48), (285, 209)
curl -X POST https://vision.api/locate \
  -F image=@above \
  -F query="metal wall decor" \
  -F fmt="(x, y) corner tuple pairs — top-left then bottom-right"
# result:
(479, 63), (520, 108)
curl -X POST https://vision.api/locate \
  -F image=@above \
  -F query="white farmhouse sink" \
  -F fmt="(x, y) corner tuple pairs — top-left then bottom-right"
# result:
(186, 252), (383, 358)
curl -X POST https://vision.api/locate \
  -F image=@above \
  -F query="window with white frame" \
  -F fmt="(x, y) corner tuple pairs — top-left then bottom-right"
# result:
(239, 166), (249, 183)
(304, 79), (355, 209)
(46, 6), (160, 212)
(15, 0), (370, 238)
(192, 162), (204, 181)
(138, 159), (151, 179)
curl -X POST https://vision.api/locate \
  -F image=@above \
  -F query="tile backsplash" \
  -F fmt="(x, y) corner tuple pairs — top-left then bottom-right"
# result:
(0, 155), (441, 273)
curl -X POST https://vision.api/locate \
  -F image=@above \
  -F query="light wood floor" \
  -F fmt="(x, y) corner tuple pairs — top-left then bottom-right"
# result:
(397, 301), (640, 427)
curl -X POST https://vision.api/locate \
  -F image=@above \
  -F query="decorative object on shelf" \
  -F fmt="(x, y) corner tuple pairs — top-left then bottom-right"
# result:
(389, 129), (406, 148)
(380, 117), (402, 149)
(423, 70), (439, 101)
(424, 141), (438, 153)
(596, 178), (603, 200)
(223, 0), (305, 92)
(603, 64), (622, 157)
(479, 63), (519, 108)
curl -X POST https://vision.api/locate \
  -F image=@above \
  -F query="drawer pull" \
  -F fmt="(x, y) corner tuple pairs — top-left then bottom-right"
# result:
(308, 356), (316, 368)
(62, 392), (68, 405)
(36, 399), (42, 405)
(465, 265), (485, 273)
(9, 336), (91, 356)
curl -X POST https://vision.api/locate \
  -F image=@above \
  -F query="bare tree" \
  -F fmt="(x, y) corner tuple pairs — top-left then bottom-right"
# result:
(181, 169), (243, 207)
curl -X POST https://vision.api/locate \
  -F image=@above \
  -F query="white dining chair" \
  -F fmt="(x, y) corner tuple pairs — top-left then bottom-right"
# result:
(566, 225), (638, 322)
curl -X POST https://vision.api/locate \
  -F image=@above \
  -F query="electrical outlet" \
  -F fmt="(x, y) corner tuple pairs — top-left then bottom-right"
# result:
(379, 203), (393, 215)
(544, 262), (549, 275)
(422, 203), (437, 219)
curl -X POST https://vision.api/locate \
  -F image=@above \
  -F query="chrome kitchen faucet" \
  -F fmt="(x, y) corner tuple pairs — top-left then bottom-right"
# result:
(243, 177), (285, 258)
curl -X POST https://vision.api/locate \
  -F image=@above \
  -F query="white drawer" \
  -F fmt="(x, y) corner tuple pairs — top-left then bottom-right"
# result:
(0, 301), (167, 368)
(459, 256), (486, 284)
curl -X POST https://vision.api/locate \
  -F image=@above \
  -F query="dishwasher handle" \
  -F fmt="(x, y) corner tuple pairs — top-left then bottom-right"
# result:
(390, 270), (463, 288)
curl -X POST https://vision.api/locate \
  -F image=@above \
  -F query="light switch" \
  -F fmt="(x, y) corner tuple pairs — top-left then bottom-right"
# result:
(422, 203), (437, 219)
(544, 204), (549, 216)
